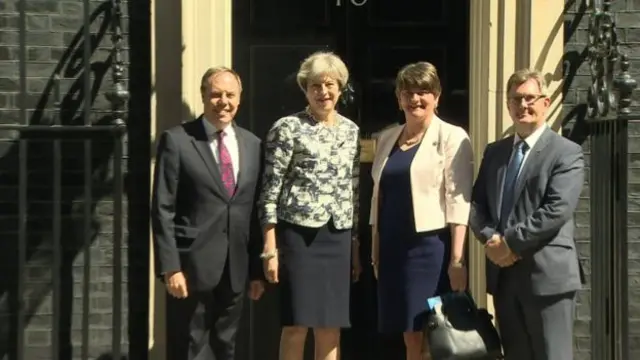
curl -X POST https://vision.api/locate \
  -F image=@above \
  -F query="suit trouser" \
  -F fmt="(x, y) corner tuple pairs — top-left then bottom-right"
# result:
(493, 270), (576, 360)
(166, 261), (245, 360)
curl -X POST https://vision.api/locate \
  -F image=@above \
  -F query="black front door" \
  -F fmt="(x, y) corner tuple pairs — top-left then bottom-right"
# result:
(337, 0), (469, 134)
(234, 0), (468, 136)
(233, 1), (469, 359)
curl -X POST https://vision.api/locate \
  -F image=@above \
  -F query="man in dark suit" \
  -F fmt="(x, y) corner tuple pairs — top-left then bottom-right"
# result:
(151, 67), (265, 360)
(470, 69), (584, 360)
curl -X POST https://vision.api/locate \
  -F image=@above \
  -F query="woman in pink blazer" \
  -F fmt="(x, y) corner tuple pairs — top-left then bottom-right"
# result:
(369, 62), (474, 360)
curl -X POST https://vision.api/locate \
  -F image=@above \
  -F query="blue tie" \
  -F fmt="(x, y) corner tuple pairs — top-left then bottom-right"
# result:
(499, 140), (529, 230)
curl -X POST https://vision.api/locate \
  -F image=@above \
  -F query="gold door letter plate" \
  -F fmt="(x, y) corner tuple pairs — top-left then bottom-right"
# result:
(360, 139), (376, 163)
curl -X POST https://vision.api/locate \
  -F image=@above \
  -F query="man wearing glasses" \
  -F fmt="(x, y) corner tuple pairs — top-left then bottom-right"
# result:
(469, 69), (585, 360)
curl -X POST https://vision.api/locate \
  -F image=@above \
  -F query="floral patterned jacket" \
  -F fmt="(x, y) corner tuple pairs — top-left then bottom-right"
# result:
(258, 110), (360, 233)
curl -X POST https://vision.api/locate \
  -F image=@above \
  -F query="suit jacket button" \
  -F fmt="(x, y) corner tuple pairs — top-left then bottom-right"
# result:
(223, 229), (227, 234)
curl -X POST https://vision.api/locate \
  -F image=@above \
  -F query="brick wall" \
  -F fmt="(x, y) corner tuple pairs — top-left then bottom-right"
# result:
(0, 1), (150, 359)
(563, 0), (640, 359)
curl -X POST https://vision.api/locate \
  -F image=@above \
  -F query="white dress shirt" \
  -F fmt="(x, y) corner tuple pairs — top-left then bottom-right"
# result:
(202, 118), (239, 182)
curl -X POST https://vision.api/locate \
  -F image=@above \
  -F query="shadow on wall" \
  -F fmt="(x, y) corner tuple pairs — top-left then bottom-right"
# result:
(0, 1), (149, 359)
(497, 0), (590, 145)
(561, 0), (590, 146)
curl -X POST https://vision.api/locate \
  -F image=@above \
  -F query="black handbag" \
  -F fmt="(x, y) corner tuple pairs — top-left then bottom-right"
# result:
(424, 291), (503, 360)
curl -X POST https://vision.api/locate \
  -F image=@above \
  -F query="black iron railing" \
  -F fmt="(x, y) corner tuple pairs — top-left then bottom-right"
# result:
(586, 1), (637, 359)
(8, 0), (128, 359)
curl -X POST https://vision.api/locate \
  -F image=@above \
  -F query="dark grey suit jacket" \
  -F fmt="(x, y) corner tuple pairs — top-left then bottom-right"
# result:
(470, 127), (585, 296)
(151, 117), (263, 293)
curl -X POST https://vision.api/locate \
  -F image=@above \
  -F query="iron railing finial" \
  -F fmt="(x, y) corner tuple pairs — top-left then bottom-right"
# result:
(106, 0), (128, 131)
(613, 54), (638, 116)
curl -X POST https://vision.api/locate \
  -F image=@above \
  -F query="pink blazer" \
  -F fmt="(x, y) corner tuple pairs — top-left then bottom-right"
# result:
(369, 116), (473, 232)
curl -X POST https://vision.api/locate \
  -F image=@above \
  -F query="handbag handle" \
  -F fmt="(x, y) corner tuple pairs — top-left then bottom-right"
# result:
(443, 290), (479, 311)
(461, 290), (478, 309)
(428, 291), (483, 330)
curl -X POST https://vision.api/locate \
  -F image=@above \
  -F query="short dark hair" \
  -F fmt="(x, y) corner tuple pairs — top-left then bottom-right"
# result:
(395, 62), (442, 97)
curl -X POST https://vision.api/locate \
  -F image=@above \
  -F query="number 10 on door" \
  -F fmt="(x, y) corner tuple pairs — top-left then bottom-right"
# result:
(336, 0), (368, 6)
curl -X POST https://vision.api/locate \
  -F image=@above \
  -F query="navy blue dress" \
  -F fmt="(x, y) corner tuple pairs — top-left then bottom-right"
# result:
(377, 142), (451, 333)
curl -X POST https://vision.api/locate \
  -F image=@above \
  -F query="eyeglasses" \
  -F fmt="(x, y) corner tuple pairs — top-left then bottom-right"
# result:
(507, 94), (546, 105)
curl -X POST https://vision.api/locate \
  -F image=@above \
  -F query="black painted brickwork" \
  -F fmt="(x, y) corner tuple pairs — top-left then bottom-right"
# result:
(0, 1), (150, 359)
(563, 0), (640, 359)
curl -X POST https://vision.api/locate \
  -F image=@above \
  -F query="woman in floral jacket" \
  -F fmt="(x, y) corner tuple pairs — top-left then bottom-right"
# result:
(258, 51), (360, 360)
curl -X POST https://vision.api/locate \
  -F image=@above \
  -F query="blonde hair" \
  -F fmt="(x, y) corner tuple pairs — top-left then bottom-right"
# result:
(395, 62), (442, 97)
(506, 69), (548, 96)
(296, 51), (349, 91)
(200, 66), (243, 93)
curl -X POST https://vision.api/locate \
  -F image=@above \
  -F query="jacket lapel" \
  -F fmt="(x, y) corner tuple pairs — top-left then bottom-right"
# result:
(372, 125), (404, 186)
(415, 117), (442, 161)
(190, 118), (228, 197)
(494, 138), (514, 219)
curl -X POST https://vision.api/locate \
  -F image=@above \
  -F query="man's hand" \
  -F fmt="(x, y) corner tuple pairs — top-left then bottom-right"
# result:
(164, 271), (188, 299)
(248, 280), (265, 301)
(485, 235), (520, 267)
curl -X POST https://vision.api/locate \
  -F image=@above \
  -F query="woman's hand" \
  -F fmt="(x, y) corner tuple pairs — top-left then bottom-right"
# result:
(262, 225), (279, 284)
(263, 254), (279, 284)
(448, 262), (467, 291)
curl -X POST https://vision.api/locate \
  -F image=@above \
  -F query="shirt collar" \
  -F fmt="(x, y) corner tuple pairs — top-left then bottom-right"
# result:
(202, 116), (235, 137)
(514, 123), (547, 150)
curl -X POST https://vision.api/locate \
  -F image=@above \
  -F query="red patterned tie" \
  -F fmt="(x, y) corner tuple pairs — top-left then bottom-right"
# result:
(217, 131), (236, 196)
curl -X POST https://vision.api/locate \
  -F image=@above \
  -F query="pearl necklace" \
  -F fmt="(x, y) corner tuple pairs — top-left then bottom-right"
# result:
(305, 107), (338, 126)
